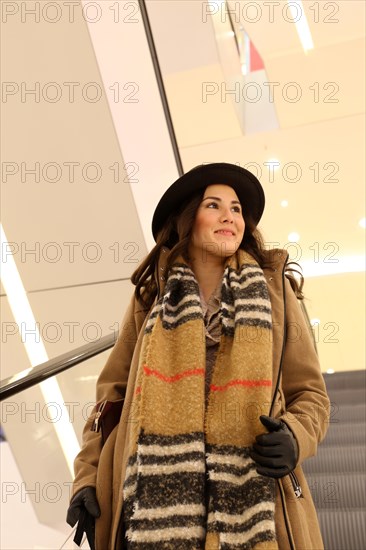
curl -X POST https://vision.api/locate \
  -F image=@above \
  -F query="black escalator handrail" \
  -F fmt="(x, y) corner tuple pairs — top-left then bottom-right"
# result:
(0, 333), (117, 401)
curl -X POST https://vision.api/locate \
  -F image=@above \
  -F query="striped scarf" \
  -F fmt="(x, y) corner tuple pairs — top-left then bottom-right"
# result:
(122, 249), (278, 549)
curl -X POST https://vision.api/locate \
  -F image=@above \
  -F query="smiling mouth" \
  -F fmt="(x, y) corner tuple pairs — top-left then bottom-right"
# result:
(215, 230), (235, 236)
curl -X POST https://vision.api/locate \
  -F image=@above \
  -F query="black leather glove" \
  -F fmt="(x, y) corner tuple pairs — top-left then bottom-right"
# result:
(249, 415), (299, 478)
(66, 486), (100, 550)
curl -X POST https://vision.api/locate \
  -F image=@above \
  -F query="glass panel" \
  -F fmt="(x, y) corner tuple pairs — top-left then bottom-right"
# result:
(0, 350), (111, 550)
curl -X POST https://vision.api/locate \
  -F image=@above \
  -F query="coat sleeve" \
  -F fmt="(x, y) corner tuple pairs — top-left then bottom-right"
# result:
(279, 278), (330, 466)
(71, 292), (147, 498)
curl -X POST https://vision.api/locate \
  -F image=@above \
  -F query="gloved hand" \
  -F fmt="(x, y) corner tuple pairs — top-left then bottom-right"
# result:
(66, 486), (100, 550)
(249, 415), (299, 478)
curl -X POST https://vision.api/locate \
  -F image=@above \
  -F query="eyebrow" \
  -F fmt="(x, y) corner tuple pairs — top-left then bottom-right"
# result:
(202, 196), (241, 206)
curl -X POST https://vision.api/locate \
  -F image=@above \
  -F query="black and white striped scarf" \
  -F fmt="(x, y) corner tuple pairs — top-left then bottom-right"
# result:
(122, 249), (278, 549)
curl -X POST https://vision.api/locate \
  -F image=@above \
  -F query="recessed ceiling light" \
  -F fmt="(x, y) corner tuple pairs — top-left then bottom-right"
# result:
(310, 318), (320, 326)
(327, 369), (335, 374)
(288, 232), (300, 242)
(359, 217), (366, 228)
(267, 158), (280, 170)
(281, 200), (288, 207)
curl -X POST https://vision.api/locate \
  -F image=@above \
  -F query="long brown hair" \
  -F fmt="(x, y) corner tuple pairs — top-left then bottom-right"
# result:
(131, 187), (274, 309)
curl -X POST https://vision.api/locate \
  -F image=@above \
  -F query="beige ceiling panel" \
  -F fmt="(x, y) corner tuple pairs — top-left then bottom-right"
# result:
(232, 0), (365, 55)
(165, 64), (243, 148)
(265, 38), (365, 128)
(180, 114), (365, 259)
(304, 0), (366, 48)
(146, 0), (219, 74)
(1, 2), (146, 293)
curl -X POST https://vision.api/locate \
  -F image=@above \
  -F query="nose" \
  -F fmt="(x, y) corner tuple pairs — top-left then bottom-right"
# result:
(219, 205), (234, 223)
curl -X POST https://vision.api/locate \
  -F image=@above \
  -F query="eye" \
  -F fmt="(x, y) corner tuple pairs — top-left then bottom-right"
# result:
(206, 201), (242, 213)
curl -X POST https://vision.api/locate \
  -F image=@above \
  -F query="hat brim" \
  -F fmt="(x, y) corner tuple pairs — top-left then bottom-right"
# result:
(152, 163), (265, 242)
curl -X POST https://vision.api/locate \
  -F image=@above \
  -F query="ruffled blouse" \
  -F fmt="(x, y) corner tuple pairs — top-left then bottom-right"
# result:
(199, 281), (222, 404)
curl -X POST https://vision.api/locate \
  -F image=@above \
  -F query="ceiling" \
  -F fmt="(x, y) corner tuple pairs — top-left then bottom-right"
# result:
(146, 0), (365, 373)
(146, 0), (365, 258)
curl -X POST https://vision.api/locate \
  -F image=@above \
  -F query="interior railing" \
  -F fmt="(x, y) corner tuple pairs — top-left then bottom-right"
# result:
(0, 333), (116, 402)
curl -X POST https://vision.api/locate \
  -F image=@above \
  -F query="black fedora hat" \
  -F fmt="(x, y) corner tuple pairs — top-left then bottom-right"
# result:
(152, 162), (265, 242)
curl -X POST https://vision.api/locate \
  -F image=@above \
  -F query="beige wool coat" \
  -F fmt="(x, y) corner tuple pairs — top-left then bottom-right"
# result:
(72, 247), (330, 550)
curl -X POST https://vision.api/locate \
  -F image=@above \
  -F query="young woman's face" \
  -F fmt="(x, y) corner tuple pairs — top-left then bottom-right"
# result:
(189, 184), (245, 262)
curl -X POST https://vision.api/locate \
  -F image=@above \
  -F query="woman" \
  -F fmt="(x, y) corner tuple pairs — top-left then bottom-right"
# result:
(67, 163), (330, 550)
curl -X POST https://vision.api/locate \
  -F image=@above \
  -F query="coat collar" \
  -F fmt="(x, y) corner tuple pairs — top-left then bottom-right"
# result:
(154, 246), (289, 300)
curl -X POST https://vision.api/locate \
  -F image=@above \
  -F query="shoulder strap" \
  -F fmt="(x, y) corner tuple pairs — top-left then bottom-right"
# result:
(285, 262), (318, 355)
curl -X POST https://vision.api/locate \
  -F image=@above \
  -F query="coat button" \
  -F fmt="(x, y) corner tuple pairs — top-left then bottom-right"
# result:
(160, 266), (164, 271)
(268, 277), (274, 281)
(160, 276), (165, 281)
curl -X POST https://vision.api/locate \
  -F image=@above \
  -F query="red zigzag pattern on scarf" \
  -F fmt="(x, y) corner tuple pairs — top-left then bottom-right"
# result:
(134, 365), (271, 395)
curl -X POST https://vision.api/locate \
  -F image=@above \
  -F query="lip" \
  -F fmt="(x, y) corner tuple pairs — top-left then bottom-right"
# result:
(215, 230), (235, 236)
